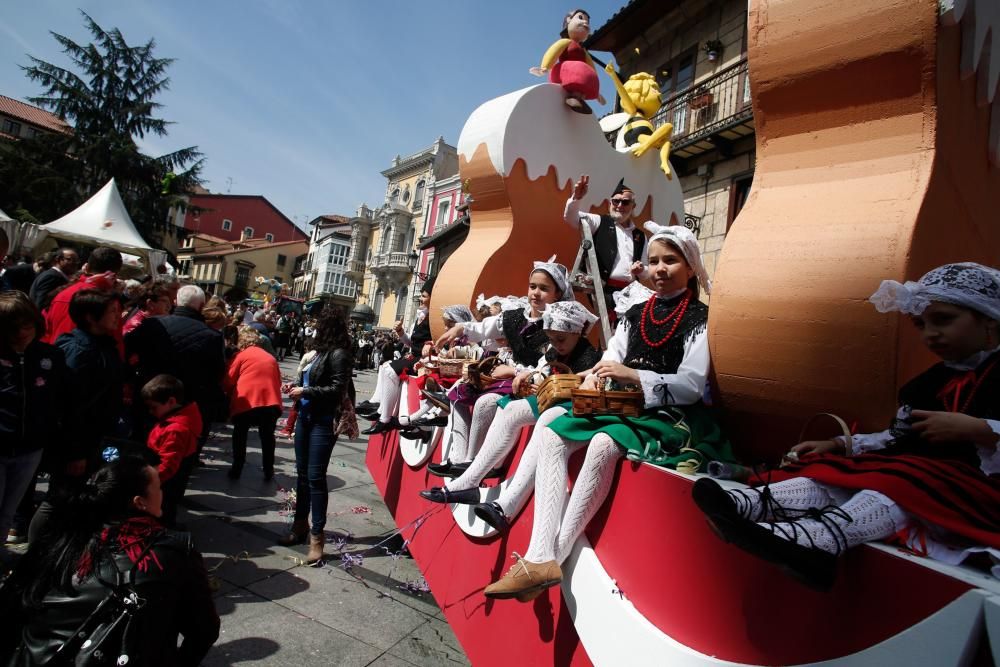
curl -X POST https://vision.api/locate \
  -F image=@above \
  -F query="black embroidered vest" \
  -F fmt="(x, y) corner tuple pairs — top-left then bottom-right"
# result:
(621, 293), (708, 376)
(409, 314), (432, 352)
(545, 338), (602, 373)
(886, 351), (1000, 468)
(592, 215), (646, 282)
(501, 309), (549, 367)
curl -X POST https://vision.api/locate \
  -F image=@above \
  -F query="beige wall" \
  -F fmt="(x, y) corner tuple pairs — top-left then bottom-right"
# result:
(217, 242), (308, 288)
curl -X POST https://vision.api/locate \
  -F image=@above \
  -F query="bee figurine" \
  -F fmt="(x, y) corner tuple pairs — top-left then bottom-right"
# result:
(598, 63), (675, 180)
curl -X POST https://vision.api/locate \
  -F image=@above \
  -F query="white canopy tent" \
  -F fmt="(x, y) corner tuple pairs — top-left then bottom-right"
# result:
(42, 179), (168, 272)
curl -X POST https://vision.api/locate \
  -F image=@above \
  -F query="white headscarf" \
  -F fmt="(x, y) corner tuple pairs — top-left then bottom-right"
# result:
(442, 304), (475, 323)
(531, 255), (574, 301)
(643, 222), (712, 295)
(869, 262), (1000, 321)
(499, 295), (529, 312)
(613, 280), (656, 316)
(542, 300), (598, 334)
(476, 293), (503, 310)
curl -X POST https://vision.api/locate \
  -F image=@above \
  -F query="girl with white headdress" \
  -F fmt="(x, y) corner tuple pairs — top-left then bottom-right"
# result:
(484, 223), (735, 602)
(430, 258), (577, 478)
(693, 263), (1000, 590)
(419, 300), (601, 508)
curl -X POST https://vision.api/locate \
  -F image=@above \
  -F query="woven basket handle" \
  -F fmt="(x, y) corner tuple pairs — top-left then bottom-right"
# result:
(548, 361), (572, 375)
(797, 412), (854, 455)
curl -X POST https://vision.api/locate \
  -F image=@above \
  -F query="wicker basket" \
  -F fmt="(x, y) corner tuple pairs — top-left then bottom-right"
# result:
(571, 386), (644, 417)
(536, 363), (581, 413)
(439, 358), (473, 379)
(465, 356), (504, 390)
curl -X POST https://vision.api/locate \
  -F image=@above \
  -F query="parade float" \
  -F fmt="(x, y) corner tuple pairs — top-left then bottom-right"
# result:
(366, 0), (1000, 664)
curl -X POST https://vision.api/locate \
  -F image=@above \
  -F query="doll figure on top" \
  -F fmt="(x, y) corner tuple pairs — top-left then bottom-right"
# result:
(531, 8), (606, 114)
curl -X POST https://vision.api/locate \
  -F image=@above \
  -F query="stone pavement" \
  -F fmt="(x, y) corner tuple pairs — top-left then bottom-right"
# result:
(179, 357), (469, 666)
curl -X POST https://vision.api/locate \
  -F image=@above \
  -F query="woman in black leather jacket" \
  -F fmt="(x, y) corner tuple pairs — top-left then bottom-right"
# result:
(4, 452), (219, 666)
(279, 307), (354, 563)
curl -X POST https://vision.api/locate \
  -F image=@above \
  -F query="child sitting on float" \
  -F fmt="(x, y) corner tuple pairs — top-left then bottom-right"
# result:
(419, 300), (602, 511)
(359, 299), (476, 435)
(484, 223), (735, 601)
(398, 305), (480, 439)
(693, 262), (1000, 590)
(357, 276), (437, 435)
(431, 259), (577, 478)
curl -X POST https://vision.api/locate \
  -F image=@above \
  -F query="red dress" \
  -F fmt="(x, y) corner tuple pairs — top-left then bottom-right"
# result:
(549, 40), (600, 100)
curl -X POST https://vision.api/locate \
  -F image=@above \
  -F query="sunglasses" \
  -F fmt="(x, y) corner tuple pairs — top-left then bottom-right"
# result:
(610, 198), (634, 207)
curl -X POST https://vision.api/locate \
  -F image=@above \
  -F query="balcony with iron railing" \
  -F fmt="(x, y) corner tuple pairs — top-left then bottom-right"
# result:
(645, 57), (754, 163)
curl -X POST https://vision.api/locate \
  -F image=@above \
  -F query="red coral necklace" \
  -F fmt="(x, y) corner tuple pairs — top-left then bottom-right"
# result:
(640, 290), (691, 348)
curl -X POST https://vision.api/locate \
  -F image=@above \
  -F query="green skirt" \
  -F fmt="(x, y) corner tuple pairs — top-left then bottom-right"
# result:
(496, 394), (573, 418)
(546, 402), (736, 473)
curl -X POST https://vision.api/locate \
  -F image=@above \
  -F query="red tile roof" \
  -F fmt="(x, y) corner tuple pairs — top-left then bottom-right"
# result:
(0, 95), (72, 134)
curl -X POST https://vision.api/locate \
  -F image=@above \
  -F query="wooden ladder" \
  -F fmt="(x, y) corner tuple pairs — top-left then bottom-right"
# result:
(571, 222), (614, 349)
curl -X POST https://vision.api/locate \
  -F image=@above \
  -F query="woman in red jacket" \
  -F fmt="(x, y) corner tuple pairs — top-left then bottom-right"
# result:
(225, 326), (283, 480)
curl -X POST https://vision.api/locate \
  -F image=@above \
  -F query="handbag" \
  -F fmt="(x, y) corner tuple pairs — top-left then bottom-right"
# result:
(49, 542), (157, 667)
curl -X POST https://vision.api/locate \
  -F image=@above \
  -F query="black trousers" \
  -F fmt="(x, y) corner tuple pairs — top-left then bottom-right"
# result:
(161, 454), (196, 526)
(230, 406), (281, 473)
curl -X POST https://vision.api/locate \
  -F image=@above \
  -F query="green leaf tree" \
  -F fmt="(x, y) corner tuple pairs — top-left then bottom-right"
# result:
(1, 10), (203, 243)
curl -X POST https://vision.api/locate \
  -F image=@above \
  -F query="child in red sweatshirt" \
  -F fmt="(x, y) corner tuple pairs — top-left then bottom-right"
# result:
(142, 374), (203, 526)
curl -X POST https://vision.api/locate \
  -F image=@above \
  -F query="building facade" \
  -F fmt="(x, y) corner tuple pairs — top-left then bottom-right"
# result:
(181, 193), (308, 245)
(346, 137), (459, 328)
(176, 233), (307, 301)
(0, 94), (71, 142)
(415, 173), (469, 279)
(589, 0), (754, 280)
(299, 214), (357, 313)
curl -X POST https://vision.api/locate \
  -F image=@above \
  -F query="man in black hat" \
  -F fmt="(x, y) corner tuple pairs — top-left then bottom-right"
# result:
(564, 174), (647, 312)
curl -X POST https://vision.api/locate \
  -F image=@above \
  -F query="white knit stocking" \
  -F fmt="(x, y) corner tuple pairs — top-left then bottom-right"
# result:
(763, 489), (909, 554)
(523, 427), (586, 563)
(763, 477), (839, 512)
(555, 434), (622, 564)
(447, 404), (473, 463)
(377, 370), (401, 424)
(466, 393), (502, 460)
(368, 362), (392, 404)
(493, 406), (569, 517)
(446, 398), (537, 492)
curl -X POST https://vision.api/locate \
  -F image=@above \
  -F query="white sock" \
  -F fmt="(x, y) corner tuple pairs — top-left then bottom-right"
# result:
(554, 434), (622, 564)
(763, 489), (908, 554)
(377, 371), (401, 424)
(523, 427), (586, 563)
(446, 398), (538, 492)
(448, 405), (473, 463)
(466, 393), (502, 461)
(493, 406), (568, 517)
(729, 477), (839, 521)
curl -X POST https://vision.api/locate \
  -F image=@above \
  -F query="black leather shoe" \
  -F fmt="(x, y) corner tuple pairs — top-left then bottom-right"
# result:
(428, 460), (470, 478)
(412, 414), (449, 428)
(473, 502), (510, 533)
(361, 418), (398, 436)
(400, 427), (432, 443)
(358, 407), (381, 419)
(420, 390), (451, 412)
(419, 486), (481, 505)
(427, 460), (456, 476)
(356, 400), (379, 411)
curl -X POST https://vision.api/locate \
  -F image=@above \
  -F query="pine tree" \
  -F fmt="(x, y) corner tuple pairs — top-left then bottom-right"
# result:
(3, 11), (203, 241)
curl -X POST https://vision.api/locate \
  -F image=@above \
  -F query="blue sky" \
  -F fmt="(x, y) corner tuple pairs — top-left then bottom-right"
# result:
(1, 1), (627, 228)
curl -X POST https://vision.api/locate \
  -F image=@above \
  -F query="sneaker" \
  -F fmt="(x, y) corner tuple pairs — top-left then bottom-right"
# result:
(484, 556), (562, 600)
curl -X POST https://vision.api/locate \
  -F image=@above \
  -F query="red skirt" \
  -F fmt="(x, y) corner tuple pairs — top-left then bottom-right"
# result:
(760, 453), (1000, 549)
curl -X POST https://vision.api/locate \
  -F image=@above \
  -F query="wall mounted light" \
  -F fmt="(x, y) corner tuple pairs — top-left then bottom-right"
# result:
(704, 40), (724, 63)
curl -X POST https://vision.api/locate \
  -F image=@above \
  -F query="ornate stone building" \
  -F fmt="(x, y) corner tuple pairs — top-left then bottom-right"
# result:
(346, 137), (458, 329)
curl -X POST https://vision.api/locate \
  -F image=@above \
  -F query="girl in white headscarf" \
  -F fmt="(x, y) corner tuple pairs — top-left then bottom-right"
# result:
(693, 262), (1000, 590)
(483, 223), (734, 602)
(430, 258), (576, 478)
(419, 301), (602, 510)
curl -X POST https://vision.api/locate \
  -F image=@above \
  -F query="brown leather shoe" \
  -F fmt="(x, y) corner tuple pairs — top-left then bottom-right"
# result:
(278, 519), (308, 546)
(306, 532), (325, 565)
(483, 556), (561, 600)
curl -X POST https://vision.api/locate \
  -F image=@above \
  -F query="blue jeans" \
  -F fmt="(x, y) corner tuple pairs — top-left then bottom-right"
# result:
(0, 449), (43, 539)
(293, 413), (337, 534)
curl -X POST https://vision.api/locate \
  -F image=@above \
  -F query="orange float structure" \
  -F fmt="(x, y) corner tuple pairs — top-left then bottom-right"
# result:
(367, 0), (1000, 664)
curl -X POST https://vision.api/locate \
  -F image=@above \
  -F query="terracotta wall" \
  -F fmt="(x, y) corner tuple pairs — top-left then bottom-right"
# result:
(708, 0), (1000, 461)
